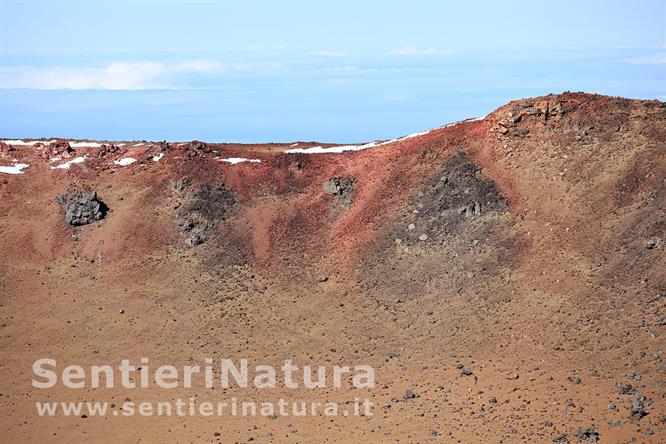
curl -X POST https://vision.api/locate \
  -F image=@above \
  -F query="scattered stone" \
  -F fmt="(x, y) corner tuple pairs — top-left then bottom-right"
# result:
(403, 389), (419, 400)
(418, 233), (428, 241)
(552, 433), (568, 443)
(630, 390), (647, 420)
(461, 367), (473, 376)
(569, 376), (581, 384)
(608, 402), (618, 411)
(616, 383), (635, 395)
(608, 419), (623, 426)
(576, 427), (599, 442)
(56, 188), (107, 226)
(316, 274), (328, 283)
(186, 235), (203, 247)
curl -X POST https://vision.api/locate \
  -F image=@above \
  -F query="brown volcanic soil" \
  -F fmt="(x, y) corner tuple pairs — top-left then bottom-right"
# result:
(1, 92), (665, 443)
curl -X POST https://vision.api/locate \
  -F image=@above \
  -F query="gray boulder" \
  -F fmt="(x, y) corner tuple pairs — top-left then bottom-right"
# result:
(57, 188), (106, 226)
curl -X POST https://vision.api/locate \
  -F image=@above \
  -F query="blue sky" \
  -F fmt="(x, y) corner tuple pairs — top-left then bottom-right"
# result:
(1, 0), (665, 142)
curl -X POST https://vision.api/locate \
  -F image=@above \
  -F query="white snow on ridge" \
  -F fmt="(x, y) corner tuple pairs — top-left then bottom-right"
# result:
(69, 141), (102, 148)
(283, 131), (425, 154)
(4, 140), (107, 148)
(114, 157), (137, 166)
(51, 156), (87, 170)
(0, 162), (29, 174)
(4, 139), (55, 146)
(218, 157), (261, 165)
(283, 117), (483, 155)
(152, 153), (164, 162)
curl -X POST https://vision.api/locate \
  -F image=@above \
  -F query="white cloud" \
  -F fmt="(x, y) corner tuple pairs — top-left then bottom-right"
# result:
(393, 46), (419, 55)
(625, 52), (666, 65)
(312, 50), (350, 57)
(324, 65), (361, 73)
(246, 44), (287, 52)
(392, 46), (450, 56)
(0, 59), (223, 90)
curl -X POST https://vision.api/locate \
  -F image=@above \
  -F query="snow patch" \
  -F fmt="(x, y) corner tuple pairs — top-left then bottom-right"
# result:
(284, 117), (483, 154)
(0, 162), (29, 175)
(51, 156), (87, 170)
(114, 157), (137, 166)
(69, 141), (102, 148)
(218, 157), (261, 165)
(152, 153), (164, 162)
(4, 139), (55, 146)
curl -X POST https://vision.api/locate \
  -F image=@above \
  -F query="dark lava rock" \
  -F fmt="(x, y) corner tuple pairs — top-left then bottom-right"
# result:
(396, 152), (508, 245)
(576, 427), (599, 442)
(403, 389), (419, 400)
(186, 235), (204, 247)
(630, 390), (648, 420)
(616, 383), (636, 395)
(57, 188), (107, 226)
(171, 176), (191, 192)
(323, 176), (355, 208)
(552, 433), (568, 443)
(323, 177), (355, 196)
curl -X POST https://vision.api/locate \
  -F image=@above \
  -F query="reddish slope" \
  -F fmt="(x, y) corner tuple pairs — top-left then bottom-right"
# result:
(0, 92), (664, 443)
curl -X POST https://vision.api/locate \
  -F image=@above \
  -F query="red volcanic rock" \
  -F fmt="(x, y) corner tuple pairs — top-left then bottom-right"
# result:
(0, 141), (14, 154)
(98, 143), (119, 158)
(46, 140), (75, 159)
(183, 140), (210, 157)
